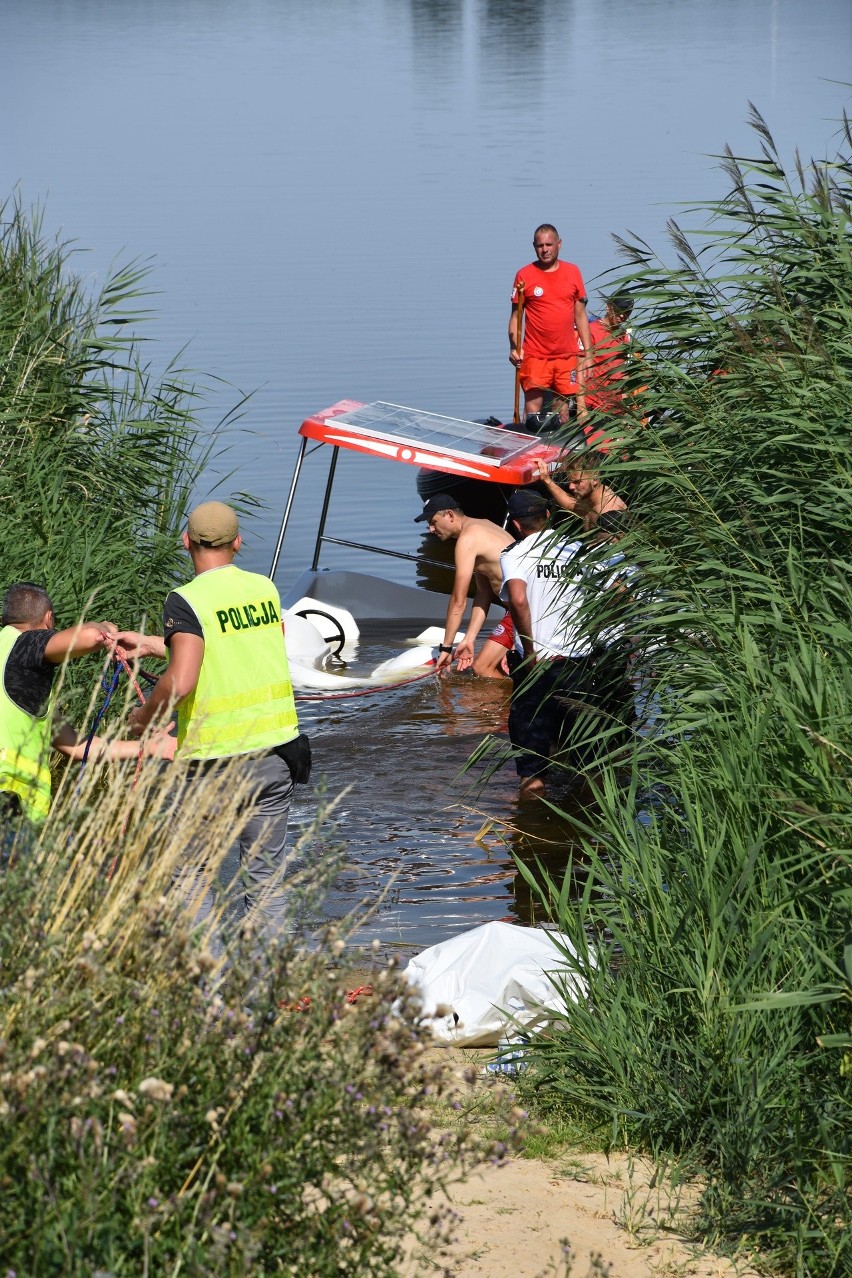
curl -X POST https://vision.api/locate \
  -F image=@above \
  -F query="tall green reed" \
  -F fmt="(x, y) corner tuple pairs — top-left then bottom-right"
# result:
(0, 193), (242, 724)
(514, 110), (852, 1276)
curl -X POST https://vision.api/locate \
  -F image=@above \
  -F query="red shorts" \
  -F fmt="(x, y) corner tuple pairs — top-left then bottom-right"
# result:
(520, 355), (578, 395)
(586, 384), (648, 414)
(489, 612), (515, 650)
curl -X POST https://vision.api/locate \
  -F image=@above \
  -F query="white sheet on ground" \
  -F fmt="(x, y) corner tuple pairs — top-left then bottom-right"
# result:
(403, 920), (588, 1046)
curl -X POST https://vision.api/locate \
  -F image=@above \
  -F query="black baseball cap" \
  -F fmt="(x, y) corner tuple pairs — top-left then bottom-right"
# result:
(506, 489), (549, 519)
(414, 493), (463, 523)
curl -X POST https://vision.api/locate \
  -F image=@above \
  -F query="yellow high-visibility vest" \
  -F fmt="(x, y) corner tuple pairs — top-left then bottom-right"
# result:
(172, 566), (299, 761)
(0, 625), (53, 824)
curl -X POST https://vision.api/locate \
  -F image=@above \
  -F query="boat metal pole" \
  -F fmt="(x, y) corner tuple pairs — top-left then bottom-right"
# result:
(268, 435), (307, 581)
(512, 278), (526, 423)
(311, 444), (339, 571)
(319, 535), (450, 570)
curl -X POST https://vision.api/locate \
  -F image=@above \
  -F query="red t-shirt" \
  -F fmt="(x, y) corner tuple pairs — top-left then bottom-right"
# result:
(584, 317), (630, 410)
(511, 260), (586, 359)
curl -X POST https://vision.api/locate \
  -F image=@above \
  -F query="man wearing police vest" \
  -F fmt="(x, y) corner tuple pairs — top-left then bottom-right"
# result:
(500, 491), (634, 797)
(119, 502), (309, 937)
(0, 583), (119, 825)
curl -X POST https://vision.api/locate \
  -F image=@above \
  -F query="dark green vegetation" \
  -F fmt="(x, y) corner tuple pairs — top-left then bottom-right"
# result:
(518, 110), (852, 1275)
(0, 194), (229, 723)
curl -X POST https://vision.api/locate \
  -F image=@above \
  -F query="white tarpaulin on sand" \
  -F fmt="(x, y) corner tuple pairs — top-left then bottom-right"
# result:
(403, 920), (589, 1047)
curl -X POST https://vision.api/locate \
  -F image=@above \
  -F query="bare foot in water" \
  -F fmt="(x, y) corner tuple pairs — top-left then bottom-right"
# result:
(519, 776), (545, 798)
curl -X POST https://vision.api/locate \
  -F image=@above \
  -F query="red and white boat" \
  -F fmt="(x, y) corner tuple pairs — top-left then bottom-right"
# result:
(271, 400), (565, 690)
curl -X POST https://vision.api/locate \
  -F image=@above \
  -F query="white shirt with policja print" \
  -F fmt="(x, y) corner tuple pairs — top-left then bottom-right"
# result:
(499, 531), (591, 659)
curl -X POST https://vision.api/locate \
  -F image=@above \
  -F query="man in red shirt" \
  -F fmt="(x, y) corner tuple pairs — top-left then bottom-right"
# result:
(509, 224), (593, 422)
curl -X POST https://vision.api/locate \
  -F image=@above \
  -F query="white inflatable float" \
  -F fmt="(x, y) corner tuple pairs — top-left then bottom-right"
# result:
(284, 597), (458, 694)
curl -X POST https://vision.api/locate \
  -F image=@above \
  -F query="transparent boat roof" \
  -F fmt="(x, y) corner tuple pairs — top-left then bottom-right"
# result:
(328, 402), (538, 468)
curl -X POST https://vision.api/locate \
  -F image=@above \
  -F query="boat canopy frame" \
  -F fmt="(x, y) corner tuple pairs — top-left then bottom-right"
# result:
(269, 399), (563, 582)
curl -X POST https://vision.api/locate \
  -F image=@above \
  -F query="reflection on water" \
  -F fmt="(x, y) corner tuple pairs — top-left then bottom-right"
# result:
(480, 0), (551, 61)
(290, 643), (592, 954)
(413, 531), (457, 595)
(410, 0), (463, 45)
(6, 0), (851, 952)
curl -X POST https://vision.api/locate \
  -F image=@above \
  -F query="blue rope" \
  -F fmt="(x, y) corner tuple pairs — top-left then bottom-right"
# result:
(79, 660), (123, 776)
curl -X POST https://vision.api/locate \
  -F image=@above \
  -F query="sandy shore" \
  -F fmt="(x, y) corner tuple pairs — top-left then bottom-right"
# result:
(423, 1148), (762, 1277)
(339, 971), (764, 1278)
(394, 1038), (763, 1278)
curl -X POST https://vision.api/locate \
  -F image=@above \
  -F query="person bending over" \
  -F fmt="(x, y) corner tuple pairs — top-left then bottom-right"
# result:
(415, 492), (515, 678)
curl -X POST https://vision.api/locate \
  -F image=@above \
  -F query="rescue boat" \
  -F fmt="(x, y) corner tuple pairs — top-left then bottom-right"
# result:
(273, 400), (565, 691)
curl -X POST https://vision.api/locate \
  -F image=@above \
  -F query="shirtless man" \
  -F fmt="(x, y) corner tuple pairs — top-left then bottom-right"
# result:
(414, 493), (514, 676)
(532, 450), (626, 530)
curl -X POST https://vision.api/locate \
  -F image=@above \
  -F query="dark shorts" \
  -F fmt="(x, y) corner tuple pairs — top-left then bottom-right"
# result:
(508, 650), (633, 778)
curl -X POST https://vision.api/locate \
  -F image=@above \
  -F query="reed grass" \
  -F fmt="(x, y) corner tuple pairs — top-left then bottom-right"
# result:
(0, 750), (508, 1274)
(512, 109), (852, 1276)
(0, 193), (241, 725)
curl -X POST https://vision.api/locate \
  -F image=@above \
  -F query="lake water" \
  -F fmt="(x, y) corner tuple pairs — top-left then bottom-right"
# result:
(3, 0), (850, 950)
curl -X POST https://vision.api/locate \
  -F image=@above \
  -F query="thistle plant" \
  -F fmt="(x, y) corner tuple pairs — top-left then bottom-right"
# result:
(0, 748), (510, 1275)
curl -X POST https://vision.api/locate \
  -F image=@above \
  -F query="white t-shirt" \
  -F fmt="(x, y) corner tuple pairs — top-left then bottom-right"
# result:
(499, 531), (591, 658)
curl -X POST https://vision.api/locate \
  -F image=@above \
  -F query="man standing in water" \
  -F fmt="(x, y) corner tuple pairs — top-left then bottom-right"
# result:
(118, 502), (310, 937)
(415, 493), (515, 677)
(509, 224), (594, 422)
(499, 490), (591, 796)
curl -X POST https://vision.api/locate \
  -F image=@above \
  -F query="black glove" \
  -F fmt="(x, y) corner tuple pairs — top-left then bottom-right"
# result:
(274, 733), (312, 784)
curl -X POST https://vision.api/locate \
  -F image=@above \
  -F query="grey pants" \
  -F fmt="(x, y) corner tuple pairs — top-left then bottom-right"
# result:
(172, 751), (294, 942)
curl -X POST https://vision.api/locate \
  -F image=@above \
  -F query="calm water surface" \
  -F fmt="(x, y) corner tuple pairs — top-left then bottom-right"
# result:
(3, 0), (850, 948)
